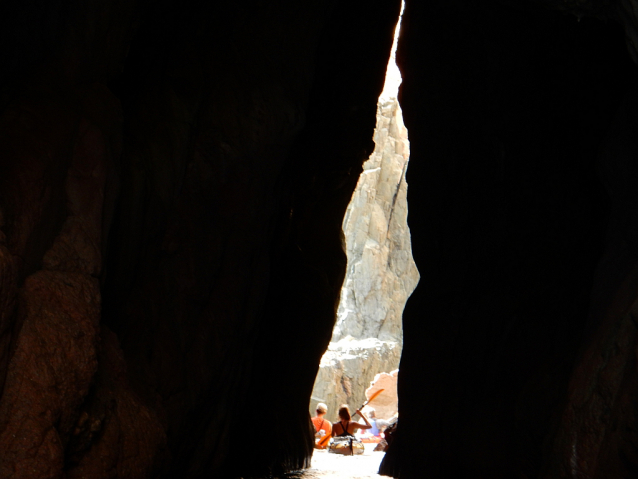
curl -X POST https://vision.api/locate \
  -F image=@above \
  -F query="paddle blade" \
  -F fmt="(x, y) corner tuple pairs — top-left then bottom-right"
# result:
(364, 388), (384, 406)
(317, 432), (331, 448)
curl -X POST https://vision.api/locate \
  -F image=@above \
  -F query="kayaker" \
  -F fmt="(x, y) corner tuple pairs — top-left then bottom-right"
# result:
(331, 404), (372, 437)
(311, 402), (332, 448)
(366, 408), (380, 436)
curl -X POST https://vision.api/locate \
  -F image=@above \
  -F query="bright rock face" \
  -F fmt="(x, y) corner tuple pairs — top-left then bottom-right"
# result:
(310, 57), (419, 420)
(364, 370), (399, 421)
(333, 96), (417, 344)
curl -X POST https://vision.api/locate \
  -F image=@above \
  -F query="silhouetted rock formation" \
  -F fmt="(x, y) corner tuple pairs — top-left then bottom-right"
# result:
(0, 1), (400, 477)
(380, 1), (638, 478)
(1, 0), (638, 478)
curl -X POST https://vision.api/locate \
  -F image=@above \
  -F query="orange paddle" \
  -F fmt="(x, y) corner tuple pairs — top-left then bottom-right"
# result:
(317, 430), (332, 448)
(359, 388), (384, 410)
(316, 389), (385, 448)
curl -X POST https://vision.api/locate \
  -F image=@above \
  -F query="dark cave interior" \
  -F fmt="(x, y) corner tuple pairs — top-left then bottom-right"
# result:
(1, 1), (638, 478)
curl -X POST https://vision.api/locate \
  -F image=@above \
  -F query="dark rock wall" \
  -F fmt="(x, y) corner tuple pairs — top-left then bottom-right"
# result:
(0, 0), (400, 477)
(381, 1), (638, 478)
(102, 0), (401, 476)
(0, 2), (146, 476)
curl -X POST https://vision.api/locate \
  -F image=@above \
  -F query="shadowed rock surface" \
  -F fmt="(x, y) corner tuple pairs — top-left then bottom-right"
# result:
(1, 0), (638, 478)
(0, 1), (400, 477)
(380, 1), (638, 478)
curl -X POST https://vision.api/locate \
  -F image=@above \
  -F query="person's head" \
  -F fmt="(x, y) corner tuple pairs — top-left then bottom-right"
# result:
(316, 403), (327, 415)
(338, 405), (351, 421)
(366, 407), (376, 419)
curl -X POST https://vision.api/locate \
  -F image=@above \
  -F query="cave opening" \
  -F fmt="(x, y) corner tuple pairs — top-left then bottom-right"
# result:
(6, 0), (638, 478)
(307, 4), (417, 474)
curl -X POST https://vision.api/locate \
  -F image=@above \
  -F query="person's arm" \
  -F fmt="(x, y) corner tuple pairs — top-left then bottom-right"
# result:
(331, 422), (338, 437)
(353, 409), (372, 430)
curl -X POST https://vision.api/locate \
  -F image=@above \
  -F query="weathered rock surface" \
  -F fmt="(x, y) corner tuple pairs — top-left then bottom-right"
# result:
(333, 97), (418, 344)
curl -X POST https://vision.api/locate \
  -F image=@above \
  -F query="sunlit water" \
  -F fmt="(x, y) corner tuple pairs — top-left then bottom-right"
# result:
(286, 444), (386, 479)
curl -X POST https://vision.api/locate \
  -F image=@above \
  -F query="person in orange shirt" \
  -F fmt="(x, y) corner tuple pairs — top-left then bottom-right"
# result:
(311, 403), (332, 448)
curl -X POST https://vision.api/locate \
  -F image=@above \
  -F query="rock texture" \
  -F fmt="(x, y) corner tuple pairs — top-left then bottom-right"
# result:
(0, 81), (168, 478)
(310, 37), (419, 420)
(333, 97), (418, 343)
(333, 18), (417, 345)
